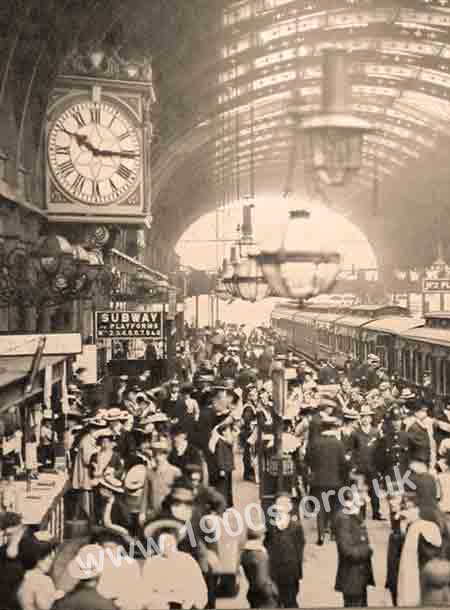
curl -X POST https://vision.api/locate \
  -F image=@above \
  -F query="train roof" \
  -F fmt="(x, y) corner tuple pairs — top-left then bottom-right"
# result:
(335, 316), (373, 329)
(399, 326), (450, 347)
(424, 311), (450, 319)
(349, 304), (409, 317)
(363, 317), (424, 334)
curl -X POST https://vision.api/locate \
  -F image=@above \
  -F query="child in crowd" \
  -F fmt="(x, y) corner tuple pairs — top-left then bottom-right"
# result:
(17, 535), (63, 610)
(265, 493), (305, 608)
(241, 521), (278, 608)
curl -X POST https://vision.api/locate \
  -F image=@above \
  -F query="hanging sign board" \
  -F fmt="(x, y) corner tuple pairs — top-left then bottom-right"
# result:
(423, 279), (450, 292)
(0, 334), (82, 357)
(95, 310), (163, 339)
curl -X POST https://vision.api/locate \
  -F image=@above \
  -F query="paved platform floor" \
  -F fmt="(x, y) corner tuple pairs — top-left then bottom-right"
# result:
(219, 457), (392, 608)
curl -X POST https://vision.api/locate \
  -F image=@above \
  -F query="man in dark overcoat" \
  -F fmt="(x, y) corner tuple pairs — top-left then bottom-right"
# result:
(335, 475), (375, 607)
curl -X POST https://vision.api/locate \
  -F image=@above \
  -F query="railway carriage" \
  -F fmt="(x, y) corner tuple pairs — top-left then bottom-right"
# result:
(395, 313), (450, 398)
(272, 303), (450, 399)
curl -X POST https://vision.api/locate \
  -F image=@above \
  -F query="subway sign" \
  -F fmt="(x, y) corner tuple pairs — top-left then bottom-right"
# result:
(95, 310), (163, 339)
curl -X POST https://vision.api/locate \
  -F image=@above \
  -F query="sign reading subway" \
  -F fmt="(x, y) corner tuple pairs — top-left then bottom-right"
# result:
(95, 310), (163, 339)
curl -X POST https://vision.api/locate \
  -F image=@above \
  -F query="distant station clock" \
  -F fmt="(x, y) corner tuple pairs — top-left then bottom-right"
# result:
(48, 97), (142, 206)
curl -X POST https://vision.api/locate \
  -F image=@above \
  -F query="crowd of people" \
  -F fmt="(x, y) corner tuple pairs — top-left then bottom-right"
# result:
(1, 322), (450, 608)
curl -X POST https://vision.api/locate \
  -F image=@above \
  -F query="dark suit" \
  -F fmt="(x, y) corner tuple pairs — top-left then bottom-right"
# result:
(353, 426), (381, 519)
(265, 521), (305, 608)
(407, 420), (431, 465)
(318, 364), (338, 385)
(335, 509), (375, 606)
(306, 432), (348, 540)
(376, 430), (409, 482)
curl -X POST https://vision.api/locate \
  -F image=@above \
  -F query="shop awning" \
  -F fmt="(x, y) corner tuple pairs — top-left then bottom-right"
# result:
(0, 355), (66, 389)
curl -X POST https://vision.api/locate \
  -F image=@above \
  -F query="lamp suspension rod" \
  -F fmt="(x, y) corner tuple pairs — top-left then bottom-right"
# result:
(249, 0), (256, 200)
(234, 59), (240, 201)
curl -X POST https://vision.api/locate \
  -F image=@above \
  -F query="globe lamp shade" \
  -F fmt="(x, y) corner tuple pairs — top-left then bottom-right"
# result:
(222, 258), (239, 298)
(234, 256), (270, 302)
(255, 210), (341, 299)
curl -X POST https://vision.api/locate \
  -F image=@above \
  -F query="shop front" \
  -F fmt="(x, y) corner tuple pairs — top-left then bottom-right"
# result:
(0, 333), (82, 540)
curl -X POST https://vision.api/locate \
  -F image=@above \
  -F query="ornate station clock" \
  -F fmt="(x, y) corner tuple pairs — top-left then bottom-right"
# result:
(48, 97), (142, 206)
(45, 51), (154, 225)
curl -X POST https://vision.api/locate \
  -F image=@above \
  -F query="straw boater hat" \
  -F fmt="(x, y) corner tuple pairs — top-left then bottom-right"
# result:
(98, 473), (124, 494)
(124, 465), (146, 493)
(68, 384), (81, 394)
(342, 406), (359, 420)
(360, 405), (374, 417)
(143, 518), (186, 543)
(152, 437), (171, 453)
(96, 428), (115, 440)
(104, 408), (127, 422)
(400, 388), (416, 401)
(84, 416), (107, 428)
(321, 413), (341, 428)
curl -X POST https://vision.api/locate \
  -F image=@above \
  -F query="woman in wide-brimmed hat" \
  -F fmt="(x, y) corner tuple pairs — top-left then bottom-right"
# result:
(142, 519), (208, 610)
(71, 417), (107, 522)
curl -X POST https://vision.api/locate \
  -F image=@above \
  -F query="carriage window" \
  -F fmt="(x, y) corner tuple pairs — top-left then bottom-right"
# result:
(446, 360), (450, 395)
(425, 354), (433, 385)
(417, 352), (423, 383)
(411, 351), (420, 383)
(377, 349), (386, 368)
(403, 350), (410, 380)
(431, 357), (437, 393)
(440, 358), (445, 396)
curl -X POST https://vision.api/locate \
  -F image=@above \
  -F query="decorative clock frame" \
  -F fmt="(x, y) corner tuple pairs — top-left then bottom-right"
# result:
(45, 64), (154, 225)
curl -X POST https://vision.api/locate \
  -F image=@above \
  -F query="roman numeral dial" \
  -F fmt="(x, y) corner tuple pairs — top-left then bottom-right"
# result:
(48, 98), (141, 205)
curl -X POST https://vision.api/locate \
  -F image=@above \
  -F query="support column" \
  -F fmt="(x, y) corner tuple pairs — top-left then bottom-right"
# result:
(215, 296), (220, 327)
(166, 318), (176, 380)
(195, 295), (199, 329)
(435, 356), (442, 396)
(82, 298), (94, 342)
(409, 350), (415, 385)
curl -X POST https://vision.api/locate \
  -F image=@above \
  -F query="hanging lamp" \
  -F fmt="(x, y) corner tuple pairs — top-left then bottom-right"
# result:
(298, 50), (372, 186)
(255, 210), (341, 299)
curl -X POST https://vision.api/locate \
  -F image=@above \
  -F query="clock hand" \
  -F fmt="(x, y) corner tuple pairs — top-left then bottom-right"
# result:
(61, 128), (90, 148)
(91, 149), (139, 159)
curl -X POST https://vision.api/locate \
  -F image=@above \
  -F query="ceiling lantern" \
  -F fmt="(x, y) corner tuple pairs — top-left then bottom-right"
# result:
(299, 49), (372, 186)
(235, 255), (270, 302)
(255, 210), (341, 299)
(222, 247), (239, 299)
(215, 275), (230, 301)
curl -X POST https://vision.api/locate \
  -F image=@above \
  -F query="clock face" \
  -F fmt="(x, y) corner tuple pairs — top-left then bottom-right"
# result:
(48, 100), (141, 205)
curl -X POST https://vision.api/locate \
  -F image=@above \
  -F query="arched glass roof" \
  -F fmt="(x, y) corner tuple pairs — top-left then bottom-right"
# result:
(199, 0), (450, 200)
